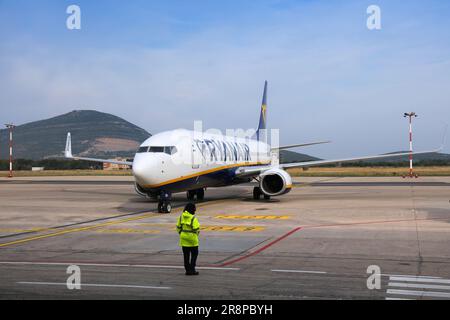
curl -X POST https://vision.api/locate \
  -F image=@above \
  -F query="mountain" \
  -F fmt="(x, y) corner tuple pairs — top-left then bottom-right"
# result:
(0, 110), (151, 160)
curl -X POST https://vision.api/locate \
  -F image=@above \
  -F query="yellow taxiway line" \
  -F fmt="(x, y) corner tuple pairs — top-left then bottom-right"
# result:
(0, 213), (157, 248)
(0, 197), (235, 248)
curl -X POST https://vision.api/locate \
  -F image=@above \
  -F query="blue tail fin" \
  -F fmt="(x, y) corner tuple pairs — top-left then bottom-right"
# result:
(256, 81), (268, 141)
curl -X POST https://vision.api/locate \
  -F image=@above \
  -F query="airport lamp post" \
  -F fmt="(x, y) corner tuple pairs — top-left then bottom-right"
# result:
(5, 124), (15, 178)
(403, 113), (418, 178)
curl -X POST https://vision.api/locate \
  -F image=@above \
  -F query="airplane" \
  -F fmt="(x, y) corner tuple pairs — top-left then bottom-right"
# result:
(64, 81), (441, 213)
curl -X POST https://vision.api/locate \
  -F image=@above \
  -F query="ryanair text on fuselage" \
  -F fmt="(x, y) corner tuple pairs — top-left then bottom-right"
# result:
(194, 139), (251, 163)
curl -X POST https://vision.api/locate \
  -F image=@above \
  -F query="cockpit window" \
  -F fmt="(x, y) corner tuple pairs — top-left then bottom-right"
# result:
(148, 146), (177, 154)
(149, 146), (165, 153)
(141, 146), (177, 155)
(137, 146), (149, 153)
(165, 146), (177, 155)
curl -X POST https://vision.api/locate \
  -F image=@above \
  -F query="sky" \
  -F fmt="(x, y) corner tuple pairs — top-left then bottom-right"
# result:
(0, 0), (449, 158)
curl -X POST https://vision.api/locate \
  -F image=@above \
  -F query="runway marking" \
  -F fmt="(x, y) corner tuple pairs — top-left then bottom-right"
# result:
(95, 228), (160, 234)
(201, 225), (265, 232)
(0, 261), (240, 271)
(0, 195), (240, 247)
(215, 215), (290, 220)
(388, 282), (450, 291)
(18, 282), (171, 290)
(386, 289), (450, 299)
(134, 224), (265, 232)
(385, 275), (450, 300)
(301, 216), (450, 230)
(389, 276), (450, 284)
(0, 228), (48, 233)
(218, 227), (302, 267)
(271, 269), (327, 274)
(381, 274), (442, 279)
(0, 213), (158, 248)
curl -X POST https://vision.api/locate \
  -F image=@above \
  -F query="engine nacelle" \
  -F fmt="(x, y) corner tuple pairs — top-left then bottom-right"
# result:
(259, 168), (292, 196)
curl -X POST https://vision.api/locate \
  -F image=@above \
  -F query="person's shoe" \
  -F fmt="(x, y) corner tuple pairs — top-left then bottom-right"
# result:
(192, 271), (199, 275)
(185, 271), (194, 275)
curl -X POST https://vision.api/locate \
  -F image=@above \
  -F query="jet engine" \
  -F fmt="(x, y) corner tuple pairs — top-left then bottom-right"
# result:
(259, 168), (292, 196)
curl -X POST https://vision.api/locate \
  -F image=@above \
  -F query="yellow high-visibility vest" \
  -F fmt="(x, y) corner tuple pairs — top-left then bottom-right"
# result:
(176, 211), (200, 247)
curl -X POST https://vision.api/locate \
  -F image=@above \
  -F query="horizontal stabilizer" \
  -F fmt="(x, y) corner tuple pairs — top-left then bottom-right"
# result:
(64, 132), (133, 166)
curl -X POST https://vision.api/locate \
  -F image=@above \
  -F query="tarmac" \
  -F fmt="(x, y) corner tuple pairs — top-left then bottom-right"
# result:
(0, 175), (449, 300)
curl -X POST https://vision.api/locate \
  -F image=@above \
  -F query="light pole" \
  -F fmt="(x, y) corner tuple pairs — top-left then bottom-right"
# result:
(403, 113), (418, 178)
(5, 124), (15, 178)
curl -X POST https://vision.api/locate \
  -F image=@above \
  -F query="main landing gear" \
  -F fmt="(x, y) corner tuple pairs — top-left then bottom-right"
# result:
(186, 188), (205, 201)
(158, 190), (172, 214)
(253, 187), (270, 200)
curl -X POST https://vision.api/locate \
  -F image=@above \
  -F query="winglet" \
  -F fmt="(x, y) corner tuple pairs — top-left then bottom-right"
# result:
(65, 132), (73, 158)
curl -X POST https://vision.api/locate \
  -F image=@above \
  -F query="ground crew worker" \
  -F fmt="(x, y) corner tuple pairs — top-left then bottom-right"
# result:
(176, 203), (200, 275)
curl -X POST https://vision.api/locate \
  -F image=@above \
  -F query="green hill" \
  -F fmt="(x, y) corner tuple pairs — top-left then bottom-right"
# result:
(0, 110), (151, 160)
(279, 150), (321, 164)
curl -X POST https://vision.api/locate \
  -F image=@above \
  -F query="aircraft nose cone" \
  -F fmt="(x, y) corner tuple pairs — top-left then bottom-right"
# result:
(132, 156), (150, 185)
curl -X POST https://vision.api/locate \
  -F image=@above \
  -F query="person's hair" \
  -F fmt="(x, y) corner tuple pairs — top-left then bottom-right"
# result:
(184, 203), (196, 214)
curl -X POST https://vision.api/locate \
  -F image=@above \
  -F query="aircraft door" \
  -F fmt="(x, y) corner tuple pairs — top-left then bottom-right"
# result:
(191, 141), (203, 170)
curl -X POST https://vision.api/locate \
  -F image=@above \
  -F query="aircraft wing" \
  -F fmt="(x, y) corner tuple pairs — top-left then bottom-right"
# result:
(271, 141), (331, 151)
(64, 133), (133, 166)
(281, 148), (442, 169)
(235, 148), (442, 176)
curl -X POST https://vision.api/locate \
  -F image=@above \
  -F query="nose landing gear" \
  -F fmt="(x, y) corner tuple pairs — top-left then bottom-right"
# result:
(158, 190), (172, 213)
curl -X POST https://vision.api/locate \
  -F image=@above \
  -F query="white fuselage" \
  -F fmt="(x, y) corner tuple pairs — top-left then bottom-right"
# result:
(132, 129), (271, 193)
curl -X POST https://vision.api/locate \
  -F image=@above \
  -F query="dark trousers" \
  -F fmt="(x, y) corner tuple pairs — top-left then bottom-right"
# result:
(182, 246), (199, 273)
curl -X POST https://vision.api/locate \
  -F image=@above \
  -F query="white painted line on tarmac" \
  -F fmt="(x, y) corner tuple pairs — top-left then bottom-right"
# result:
(387, 289), (450, 299)
(0, 261), (239, 271)
(18, 282), (171, 290)
(271, 269), (327, 274)
(389, 276), (450, 285)
(389, 282), (450, 291)
(381, 274), (442, 279)
(385, 297), (413, 300)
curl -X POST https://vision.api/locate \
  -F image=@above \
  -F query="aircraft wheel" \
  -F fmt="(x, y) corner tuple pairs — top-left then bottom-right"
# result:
(263, 194), (271, 200)
(164, 202), (172, 213)
(253, 187), (261, 200)
(158, 201), (171, 213)
(196, 189), (205, 201)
